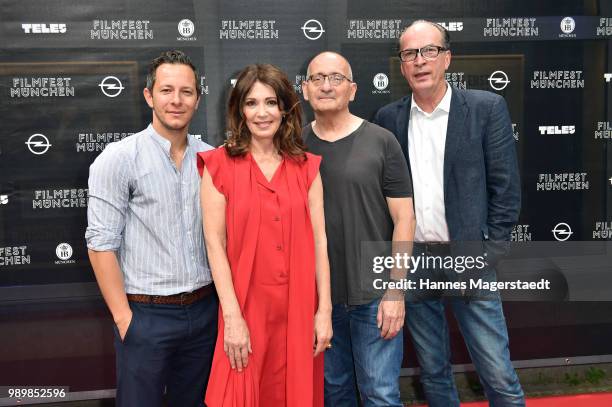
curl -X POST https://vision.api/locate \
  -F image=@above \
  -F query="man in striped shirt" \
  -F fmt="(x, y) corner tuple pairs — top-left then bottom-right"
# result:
(86, 50), (216, 407)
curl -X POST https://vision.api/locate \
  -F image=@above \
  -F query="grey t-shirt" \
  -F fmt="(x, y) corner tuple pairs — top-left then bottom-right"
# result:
(304, 120), (413, 305)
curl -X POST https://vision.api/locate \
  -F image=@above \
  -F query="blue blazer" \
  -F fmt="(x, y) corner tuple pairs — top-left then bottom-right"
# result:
(372, 87), (520, 250)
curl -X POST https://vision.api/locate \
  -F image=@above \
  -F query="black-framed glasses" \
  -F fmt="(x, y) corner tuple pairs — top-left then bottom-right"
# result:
(306, 73), (352, 87)
(398, 45), (449, 62)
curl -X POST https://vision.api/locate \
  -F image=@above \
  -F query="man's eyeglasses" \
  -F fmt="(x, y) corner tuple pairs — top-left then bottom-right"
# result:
(398, 45), (449, 62)
(306, 73), (352, 87)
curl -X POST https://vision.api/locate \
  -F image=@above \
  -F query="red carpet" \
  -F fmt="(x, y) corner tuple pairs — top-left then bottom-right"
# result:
(411, 392), (612, 406)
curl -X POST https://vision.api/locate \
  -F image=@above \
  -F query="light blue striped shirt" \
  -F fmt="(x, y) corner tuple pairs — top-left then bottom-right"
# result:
(85, 124), (213, 295)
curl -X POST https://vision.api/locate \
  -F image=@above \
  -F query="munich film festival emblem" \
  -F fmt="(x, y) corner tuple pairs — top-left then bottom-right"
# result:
(90, 20), (153, 40)
(595, 122), (611, 139)
(511, 224), (531, 241)
(0, 194), (8, 205)
(178, 19), (196, 41)
(484, 18), (538, 38)
(55, 243), (75, 264)
(593, 221), (612, 240)
(531, 71), (583, 89)
(294, 74), (307, 95)
(25, 133), (52, 155)
(346, 19), (401, 39)
(11, 77), (74, 98)
(219, 20), (278, 39)
(596, 17), (612, 36)
(537, 172), (588, 191)
(512, 123), (520, 141)
(302, 19), (325, 40)
(98, 76), (124, 97)
(0, 246), (30, 266)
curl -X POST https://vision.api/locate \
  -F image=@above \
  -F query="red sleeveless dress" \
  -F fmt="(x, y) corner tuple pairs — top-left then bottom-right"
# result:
(197, 147), (324, 407)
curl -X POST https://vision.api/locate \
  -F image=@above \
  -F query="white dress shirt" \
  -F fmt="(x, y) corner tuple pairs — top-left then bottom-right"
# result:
(408, 83), (452, 242)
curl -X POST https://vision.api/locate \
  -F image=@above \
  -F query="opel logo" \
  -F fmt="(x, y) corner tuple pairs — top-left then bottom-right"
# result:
(488, 71), (510, 91)
(25, 133), (52, 155)
(552, 222), (573, 241)
(301, 19), (325, 40)
(99, 76), (124, 97)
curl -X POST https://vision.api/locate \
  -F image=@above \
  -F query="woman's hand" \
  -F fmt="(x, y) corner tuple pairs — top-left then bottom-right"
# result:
(313, 308), (333, 357)
(223, 314), (252, 371)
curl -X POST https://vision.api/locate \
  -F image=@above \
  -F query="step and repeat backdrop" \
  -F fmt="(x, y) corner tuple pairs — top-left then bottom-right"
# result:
(0, 0), (611, 395)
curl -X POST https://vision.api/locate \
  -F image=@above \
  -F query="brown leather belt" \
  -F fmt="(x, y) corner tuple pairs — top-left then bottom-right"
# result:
(126, 284), (214, 305)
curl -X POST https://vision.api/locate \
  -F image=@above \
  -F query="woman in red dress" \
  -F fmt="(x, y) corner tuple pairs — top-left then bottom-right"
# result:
(198, 64), (332, 407)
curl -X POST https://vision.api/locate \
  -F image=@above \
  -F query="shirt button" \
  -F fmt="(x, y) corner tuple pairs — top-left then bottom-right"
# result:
(273, 216), (280, 221)
(276, 245), (282, 251)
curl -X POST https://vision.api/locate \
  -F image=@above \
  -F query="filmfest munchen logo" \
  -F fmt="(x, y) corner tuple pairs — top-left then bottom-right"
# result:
(373, 73), (389, 91)
(99, 76), (124, 97)
(552, 223), (573, 242)
(302, 19), (325, 40)
(0, 195), (8, 205)
(26, 134), (52, 155)
(605, 73), (612, 83)
(488, 71), (509, 91)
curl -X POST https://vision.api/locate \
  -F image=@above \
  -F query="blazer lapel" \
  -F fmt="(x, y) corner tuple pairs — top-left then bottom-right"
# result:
(443, 88), (468, 195)
(395, 95), (411, 161)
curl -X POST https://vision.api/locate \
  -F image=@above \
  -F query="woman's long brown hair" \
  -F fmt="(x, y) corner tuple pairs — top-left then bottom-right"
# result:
(225, 64), (307, 160)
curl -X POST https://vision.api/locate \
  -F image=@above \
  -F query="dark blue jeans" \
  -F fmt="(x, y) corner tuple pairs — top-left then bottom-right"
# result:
(406, 266), (525, 407)
(113, 293), (218, 407)
(324, 298), (403, 407)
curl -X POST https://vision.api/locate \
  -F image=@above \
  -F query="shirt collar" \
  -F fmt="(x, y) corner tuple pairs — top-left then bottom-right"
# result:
(147, 123), (192, 155)
(411, 82), (452, 115)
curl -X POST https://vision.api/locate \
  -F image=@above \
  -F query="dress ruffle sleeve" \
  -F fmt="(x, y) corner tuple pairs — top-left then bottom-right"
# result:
(197, 147), (227, 195)
(304, 152), (322, 189)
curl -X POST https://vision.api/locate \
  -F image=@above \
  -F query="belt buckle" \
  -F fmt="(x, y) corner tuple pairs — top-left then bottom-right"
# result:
(179, 292), (188, 305)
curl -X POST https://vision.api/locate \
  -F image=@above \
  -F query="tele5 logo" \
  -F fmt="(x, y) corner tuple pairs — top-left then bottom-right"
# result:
(22, 23), (67, 34)
(436, 21), (463, 31)
(539, 125), (575, 135)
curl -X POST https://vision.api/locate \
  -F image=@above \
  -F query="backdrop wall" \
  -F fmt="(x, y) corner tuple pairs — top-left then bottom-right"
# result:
(0, 0), (611, 399)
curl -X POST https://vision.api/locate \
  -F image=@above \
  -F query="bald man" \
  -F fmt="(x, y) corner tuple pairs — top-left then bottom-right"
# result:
(302, 52), (416, 407)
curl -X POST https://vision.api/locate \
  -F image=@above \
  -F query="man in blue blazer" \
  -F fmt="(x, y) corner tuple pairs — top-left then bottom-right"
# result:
(373, 20), (525, 406)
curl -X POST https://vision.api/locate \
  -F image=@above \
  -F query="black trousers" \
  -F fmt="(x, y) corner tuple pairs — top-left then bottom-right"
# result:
(113, 293), (218, 407)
